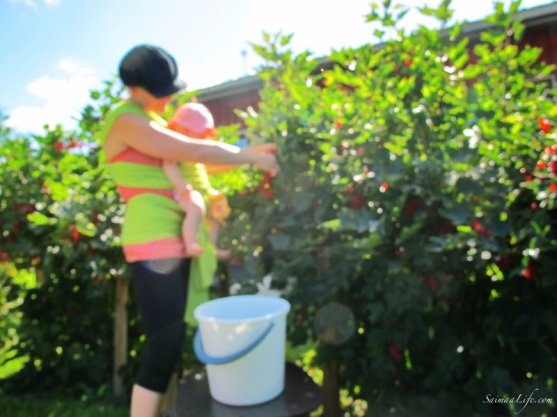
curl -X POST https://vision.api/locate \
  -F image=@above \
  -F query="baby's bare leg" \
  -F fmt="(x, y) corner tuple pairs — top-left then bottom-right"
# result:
(177, 191), (205, 257)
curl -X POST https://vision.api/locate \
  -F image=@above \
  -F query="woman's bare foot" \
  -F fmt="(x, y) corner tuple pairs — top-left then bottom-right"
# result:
(185, 243), (204, 257)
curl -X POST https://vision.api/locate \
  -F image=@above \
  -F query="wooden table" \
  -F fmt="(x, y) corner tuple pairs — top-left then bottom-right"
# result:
(173, 362), (323, 417)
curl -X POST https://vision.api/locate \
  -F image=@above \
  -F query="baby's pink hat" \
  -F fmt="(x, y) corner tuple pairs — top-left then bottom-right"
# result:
(171, 102), (214, 134)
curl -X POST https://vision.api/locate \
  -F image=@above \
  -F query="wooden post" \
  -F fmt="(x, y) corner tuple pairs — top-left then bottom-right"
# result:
(323, 359), (341, 417)
(317, 246), (341, 417)
(113, 277), (128, 397)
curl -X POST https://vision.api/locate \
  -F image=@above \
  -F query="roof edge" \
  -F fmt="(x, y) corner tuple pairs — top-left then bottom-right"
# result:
(197, 75), (263, 102)
(454, 1), (557, 37)
(197, 1), (557, 101)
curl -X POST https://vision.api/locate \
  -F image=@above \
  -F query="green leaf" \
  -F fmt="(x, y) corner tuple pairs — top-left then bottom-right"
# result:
(426, 236), (455, 252)
(353, 233), (382, 250)
(398, 223), (422, 242)
(455, 177), (485, 195)
(280, 33), (294, 46)
(384, 142), (405, 155)
(441, 203), (471, 225)
(449, 23), (463, 39)
(321, 218), (341, 231)
(337, 209), (381, 233)
(509, 0), (521, 16)
(418, 6), (437, 17)
(46, 181), (69, 201)
(453, 51), (469, 69)
(373, 29), (385, 39)
(76, 224), (96, 238)
(27, 212), (55, 226)
(511, 20), (525, 42)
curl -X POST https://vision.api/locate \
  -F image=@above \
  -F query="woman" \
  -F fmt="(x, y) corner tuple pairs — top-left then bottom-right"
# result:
(99, 44), (279, 417)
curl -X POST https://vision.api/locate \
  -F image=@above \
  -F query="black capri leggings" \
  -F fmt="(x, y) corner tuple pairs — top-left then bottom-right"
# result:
(130, 258), (190, 393)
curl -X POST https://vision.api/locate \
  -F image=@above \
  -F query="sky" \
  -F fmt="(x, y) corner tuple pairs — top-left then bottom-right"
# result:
(0, 0), (554, 133)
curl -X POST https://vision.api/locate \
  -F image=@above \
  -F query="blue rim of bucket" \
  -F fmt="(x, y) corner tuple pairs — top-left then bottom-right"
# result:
(194, 320), (275, 365)
(193, 295), (290, 324)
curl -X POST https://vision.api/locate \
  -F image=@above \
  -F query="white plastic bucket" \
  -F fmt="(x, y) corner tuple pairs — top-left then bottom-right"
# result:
(193, 295), (291, 406)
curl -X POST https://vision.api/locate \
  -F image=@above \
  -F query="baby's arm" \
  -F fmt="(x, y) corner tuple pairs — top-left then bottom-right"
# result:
(163, 160), (192, 194)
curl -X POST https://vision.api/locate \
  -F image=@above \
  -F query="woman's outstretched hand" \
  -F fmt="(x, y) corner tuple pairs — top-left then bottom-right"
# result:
(241, 144), (280, 176)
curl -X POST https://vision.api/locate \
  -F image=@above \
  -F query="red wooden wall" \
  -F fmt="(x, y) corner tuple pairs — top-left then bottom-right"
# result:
(521, 22), (557, 75)
(200, 15), (557, 128)
(202, 90), (260, 128)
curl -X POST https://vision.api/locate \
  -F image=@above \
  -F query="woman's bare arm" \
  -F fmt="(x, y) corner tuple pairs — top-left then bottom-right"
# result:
(203, 144), (278, 175)
(106, 113), (279, 175)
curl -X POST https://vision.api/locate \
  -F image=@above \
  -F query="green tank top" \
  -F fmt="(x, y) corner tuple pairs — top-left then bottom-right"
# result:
(99, 101), (185, 261)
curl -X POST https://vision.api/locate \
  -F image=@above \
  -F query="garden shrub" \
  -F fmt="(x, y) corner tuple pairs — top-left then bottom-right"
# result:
(0, 1), (556, 415)
(0, 82), (130, 396)
(223, 0), (557, 414)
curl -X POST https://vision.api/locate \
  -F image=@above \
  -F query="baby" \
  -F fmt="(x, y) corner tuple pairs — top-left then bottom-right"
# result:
(163, 101), (231, 258)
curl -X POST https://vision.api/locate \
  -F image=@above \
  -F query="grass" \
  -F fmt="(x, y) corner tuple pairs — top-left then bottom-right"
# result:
(0, 393), (128, 417)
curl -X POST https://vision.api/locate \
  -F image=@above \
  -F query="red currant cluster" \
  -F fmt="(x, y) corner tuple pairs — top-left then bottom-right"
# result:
(533, 144), (557, 193)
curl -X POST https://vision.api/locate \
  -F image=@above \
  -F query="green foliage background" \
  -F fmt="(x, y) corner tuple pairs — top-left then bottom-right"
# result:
(223, 1), (557, 415)
(1, 1), (556, 415)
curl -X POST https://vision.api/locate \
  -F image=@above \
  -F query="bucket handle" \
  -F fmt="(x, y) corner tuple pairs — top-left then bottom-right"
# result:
(194, 321), (275, 365)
